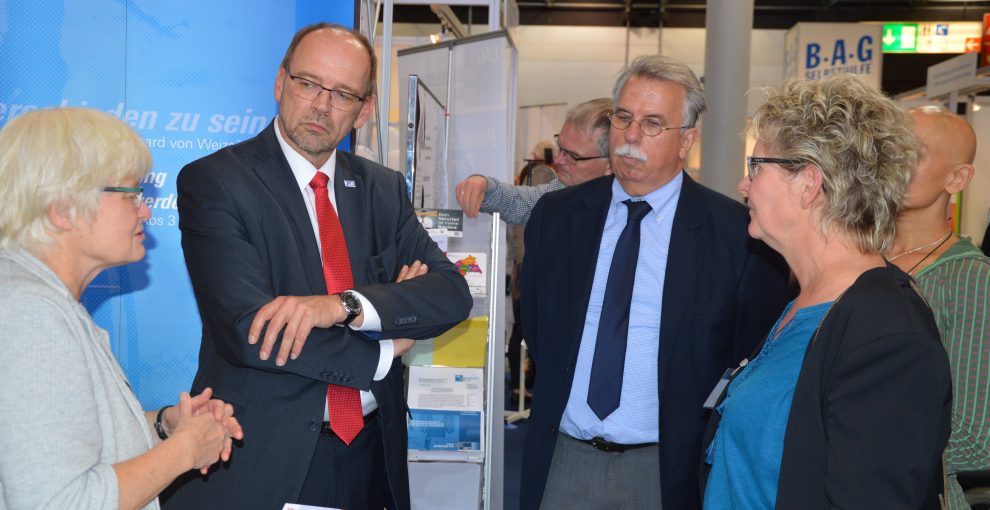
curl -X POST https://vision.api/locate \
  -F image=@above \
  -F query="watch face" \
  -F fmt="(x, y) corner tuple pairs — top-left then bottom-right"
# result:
(342, 292), (361, 315)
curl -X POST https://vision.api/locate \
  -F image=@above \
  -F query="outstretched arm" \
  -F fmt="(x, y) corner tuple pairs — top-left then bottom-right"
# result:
(456, 174), (564, 225)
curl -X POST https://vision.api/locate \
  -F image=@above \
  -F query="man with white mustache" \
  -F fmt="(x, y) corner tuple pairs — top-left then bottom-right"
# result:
(613, 143), (647, 161)
(519, 55), (790, 510)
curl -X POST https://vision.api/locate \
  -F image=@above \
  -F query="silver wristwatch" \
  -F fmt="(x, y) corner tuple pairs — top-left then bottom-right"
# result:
(339, 290), (362, 326)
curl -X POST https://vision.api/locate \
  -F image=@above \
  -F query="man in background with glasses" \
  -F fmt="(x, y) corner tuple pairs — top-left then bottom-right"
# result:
(164, 23), (471, 510)
(455, 98), (613, 413)
(455, 97), (613, 225)
(519, 55), (790, 510)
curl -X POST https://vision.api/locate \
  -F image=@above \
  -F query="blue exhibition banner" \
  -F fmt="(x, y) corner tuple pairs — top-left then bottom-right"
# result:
(0, 0), (356, 409)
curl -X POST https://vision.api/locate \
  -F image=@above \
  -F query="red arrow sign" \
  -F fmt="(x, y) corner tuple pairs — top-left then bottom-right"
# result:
(984, 13), (990, 66)
(965, 37), (981, 52)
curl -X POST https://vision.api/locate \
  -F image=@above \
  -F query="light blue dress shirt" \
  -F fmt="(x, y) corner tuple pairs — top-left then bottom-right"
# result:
(559, 173), (682, 445)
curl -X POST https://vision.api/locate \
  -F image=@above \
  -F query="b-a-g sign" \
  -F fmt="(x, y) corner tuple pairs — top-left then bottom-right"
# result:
(785, 23), (883, 89)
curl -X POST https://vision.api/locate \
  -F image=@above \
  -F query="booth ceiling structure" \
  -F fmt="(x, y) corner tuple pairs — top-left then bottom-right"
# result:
(391, 0), (990, 29)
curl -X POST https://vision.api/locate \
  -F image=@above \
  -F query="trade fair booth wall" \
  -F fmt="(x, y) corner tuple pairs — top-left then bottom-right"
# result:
(0, 0), (356, 409)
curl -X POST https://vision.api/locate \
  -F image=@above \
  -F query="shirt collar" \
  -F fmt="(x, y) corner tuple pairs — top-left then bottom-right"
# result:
(610, 170), (684, 218)
(274, 118), (337, 191)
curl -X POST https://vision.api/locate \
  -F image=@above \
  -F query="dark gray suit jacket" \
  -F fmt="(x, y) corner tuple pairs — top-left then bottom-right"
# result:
(163, 122), (471, 509)
(519, 173), (790, 510)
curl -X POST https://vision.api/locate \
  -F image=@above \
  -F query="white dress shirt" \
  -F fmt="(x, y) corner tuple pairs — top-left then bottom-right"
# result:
(274, 121), (393, 417)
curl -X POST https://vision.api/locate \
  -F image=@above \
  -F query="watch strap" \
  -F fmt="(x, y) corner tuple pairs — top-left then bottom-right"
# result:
(155, 405), (171, 440)
(340, 291), (360, 326)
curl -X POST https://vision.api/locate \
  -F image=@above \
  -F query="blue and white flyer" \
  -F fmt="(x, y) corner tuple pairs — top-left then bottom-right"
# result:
(407, 366), (485, 462)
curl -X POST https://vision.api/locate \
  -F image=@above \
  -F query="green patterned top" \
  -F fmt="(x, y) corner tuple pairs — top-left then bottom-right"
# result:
(914, 237), (990, 510)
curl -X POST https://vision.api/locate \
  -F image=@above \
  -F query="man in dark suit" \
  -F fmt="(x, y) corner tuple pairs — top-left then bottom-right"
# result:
(163, 23), (471, 510)
(519, 55), (790, 510)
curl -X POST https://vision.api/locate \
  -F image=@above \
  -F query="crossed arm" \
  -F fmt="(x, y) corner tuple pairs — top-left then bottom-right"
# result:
(246, 261), (429, 366)
(178, 162), (470, 389)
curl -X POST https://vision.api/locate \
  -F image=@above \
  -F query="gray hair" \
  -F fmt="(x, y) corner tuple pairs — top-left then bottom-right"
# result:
(0, 107), (152, 252)
(612, 55), (707, 128)
(750, 74), (917, 254)
(565, 97), (613, 156)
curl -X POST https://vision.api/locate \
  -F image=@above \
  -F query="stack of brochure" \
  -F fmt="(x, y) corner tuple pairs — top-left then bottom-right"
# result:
(407, 365), (484, 463)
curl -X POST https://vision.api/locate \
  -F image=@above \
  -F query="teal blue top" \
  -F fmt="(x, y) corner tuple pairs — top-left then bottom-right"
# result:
(703, 300), (833, 509)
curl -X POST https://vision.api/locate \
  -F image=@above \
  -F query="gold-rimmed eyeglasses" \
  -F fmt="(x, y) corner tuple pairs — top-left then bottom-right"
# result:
(608, 111), (688, 137)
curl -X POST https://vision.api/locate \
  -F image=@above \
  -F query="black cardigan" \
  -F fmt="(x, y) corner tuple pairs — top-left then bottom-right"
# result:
(703, 264), (952, 509)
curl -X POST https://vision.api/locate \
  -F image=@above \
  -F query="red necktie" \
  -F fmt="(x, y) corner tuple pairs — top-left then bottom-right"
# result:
(310, 172), (363, 446)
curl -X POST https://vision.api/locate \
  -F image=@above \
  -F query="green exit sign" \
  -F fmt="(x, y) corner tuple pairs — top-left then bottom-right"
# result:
(882, 23), (919, 52)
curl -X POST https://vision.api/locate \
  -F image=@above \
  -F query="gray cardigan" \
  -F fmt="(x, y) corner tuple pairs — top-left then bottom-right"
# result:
(0, 248), (158, 509)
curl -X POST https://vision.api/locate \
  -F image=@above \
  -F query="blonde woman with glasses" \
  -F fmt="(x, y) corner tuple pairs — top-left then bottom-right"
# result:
(702, 75), (951, 509)
(0, 107), (243, 510)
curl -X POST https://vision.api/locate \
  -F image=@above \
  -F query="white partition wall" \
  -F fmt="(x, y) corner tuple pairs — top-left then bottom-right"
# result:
(516, 102), (567, 175)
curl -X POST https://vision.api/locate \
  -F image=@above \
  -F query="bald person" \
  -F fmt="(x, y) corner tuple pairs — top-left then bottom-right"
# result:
(888, 105), (990, 510)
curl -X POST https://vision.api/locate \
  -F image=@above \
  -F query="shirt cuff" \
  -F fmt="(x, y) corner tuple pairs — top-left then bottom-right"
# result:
(347, 290), (382, 332)
(374, 340), (394, 381)
(481, 176), (500, 208)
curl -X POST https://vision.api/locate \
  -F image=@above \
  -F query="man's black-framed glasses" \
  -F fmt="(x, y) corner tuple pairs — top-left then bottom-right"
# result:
(553, 133), (606, 163)
(608, 111), (688, 137)
(745, 156), (804, 181)
(102, 186), (144, 208)
(284, 71), (366, 112)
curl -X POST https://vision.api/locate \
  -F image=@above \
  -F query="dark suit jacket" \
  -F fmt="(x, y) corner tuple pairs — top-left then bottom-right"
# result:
(162, 123), (471, 510)
(519, 173), (790, 510)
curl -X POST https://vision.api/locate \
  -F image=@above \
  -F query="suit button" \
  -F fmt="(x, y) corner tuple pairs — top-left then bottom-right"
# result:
(394, 315), (420, 325)
(309, 419), (320, 432)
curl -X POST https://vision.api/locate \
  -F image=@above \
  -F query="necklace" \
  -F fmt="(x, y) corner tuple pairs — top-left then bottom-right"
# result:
(906, 232), (952, 274)
(887, 230), (952, 261)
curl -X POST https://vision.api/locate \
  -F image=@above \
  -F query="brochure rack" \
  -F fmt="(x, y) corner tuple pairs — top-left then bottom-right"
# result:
(398, 31), (517, 510)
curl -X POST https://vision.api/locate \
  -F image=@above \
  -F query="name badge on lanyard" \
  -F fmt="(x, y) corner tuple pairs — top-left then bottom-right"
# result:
(702, 358), (748, 410)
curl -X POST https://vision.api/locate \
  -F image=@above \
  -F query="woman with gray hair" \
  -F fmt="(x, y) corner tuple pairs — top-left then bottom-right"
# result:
(0, 107), (243, 509)
(702, 75), (951, 509)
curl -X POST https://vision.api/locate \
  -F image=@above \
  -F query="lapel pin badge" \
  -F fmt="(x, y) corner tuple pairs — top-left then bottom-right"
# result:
(343, 179), (356, 188)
